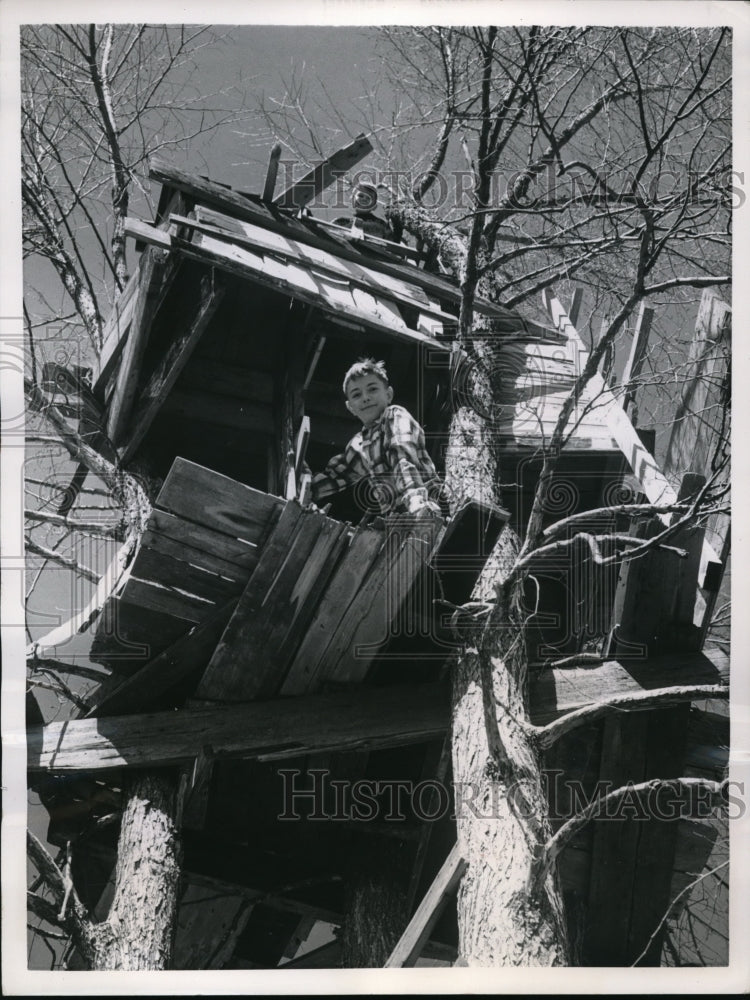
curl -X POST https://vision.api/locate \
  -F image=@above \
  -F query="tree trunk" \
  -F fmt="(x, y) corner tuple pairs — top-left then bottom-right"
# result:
(386, 201), (570, 965)
(340, 838), (411, 966)
(447, 377), (568, 966)
(76, 772), (182, 970)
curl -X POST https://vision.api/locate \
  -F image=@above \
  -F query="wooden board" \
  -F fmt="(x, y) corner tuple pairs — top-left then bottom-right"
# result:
(88, 596), (195, 672)
(384, 844), (466, 968)
(106, 247), (167, 444)
(124, 544), (243, 611)
(140, 519), (257, 580)
(176, 358), (274, 403)
(197, 505), (349, 701)
(93, 268), (141, 390)
(190, 205), (454, 321)
(158, 387), (275, 436)
(280, 523), (385, 695)
(528, 646), (728, 725)
(28, 681), (450, 773)
(156, 458), (283, 545)
(543, 293), (722, 585)
(323, 515), (444, 685)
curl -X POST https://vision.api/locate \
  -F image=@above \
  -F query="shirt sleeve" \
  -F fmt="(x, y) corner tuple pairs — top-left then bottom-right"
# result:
(311, 442), (363, 501)
(382, 406), (437, 513)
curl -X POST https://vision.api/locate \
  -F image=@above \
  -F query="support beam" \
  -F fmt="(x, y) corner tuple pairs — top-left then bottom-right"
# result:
(384, 845), (466, 967)
(28, 681), (450, 773)
(106, 246), (167, 444)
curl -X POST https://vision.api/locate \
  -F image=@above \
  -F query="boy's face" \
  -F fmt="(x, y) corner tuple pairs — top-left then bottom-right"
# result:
(345, 374), (393, 427)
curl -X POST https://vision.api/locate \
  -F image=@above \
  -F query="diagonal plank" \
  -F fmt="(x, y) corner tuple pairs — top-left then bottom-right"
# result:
(384, 844), (466, 968)
(274, 133), (373, 209)
(107, 246), (169, 445)
(118, 270), (226, 462)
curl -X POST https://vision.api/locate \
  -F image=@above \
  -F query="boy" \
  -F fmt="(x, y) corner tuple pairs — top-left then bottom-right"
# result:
(331, 183), (402, 243)
(310, 358), (443, 517)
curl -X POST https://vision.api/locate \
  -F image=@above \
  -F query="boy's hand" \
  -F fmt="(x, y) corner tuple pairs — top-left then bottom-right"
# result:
(412, 502), (443, 521)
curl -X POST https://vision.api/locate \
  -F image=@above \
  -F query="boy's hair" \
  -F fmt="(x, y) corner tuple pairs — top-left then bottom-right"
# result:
(342, 358), (389, 395)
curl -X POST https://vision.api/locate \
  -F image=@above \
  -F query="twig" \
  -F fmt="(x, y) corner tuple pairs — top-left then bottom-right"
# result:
(629, 859), (729, 966)
(528, 777), (726, 895)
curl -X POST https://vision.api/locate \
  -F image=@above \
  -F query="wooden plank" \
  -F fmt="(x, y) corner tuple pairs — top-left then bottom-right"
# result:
(280, 523), (386, 695)
(147, 509), (260, 571)
(147, 156), (518, 322)
(28, 680), (450, 773)
(325, 516), (445, 684)
(141, 522), (256, 581)
(93, 268), (141, 390)
(118, 576), (221, 626)
(313, 214), (421, 261)
(406, 738), (452, 914)
(198, 508), (349, 701)
(430, 500), (509, 606)
(568, 286), (583, 328)
(88, 595), (195, 672)
(118, 270), (227, 462)
(126, 544), (243, 609)
(528, 646), (728, 725)
(584, 712), (650, 965)
(176, 359), (274, 403)
(384, 844), (466, 968)
(262, 141), (282, 202)
(87, 599), (239, 718)
(106, 246), (165, 444)
(294, 416), (310, 478)
(156, 458), (284, 543)
(627, 704), (691, 965)
(195, 500), (305, 699)
(274, 133), (373, 209)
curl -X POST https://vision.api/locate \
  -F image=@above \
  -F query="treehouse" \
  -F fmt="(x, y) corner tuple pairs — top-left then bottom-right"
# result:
(27, 143), (730, 968)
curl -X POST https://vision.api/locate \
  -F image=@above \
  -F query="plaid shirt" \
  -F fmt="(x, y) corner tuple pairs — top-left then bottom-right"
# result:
(312, 405), (441, 514)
